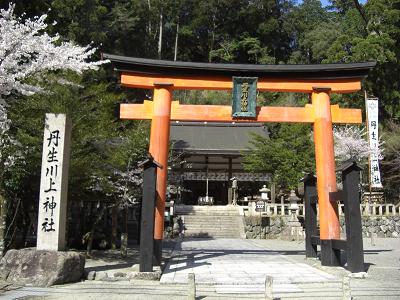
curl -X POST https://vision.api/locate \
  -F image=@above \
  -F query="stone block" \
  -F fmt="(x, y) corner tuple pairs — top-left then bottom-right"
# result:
(0, 248), (84, 287)
(114, 272), (127, 277)
(188, 273), (196, 300)
(129, 271), (161, 280)
(96, 271), (108, 280)
(86, 271), (96, 280)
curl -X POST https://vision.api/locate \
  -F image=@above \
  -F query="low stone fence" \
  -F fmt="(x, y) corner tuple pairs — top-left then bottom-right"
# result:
(244, 216), (288, 239)
(357, 216), (400, 238)
(244, 202), (400, 217)
(244, 215), (400, 239)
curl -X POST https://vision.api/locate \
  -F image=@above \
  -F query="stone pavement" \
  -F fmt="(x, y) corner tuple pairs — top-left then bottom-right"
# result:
(161, 238), (336, 294)
(1, 237), (400, 299)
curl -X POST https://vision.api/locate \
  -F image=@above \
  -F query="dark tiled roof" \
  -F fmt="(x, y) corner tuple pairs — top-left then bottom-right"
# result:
(170, 122), (268, 154)
(103, 53), (375, 80)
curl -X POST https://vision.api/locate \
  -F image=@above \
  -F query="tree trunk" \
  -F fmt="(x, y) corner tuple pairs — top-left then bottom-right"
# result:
(0, 193), (6, 256)
(147, 0), (152, 35)
(208, 11), (217, 62)
(121, 208), (128, 257)
(111, 205), (117, 250)
(174, 18), (179, 61)
(158, 9), (163, 59)
(353, 0), (368, 26)
(86, 205), (107, 257)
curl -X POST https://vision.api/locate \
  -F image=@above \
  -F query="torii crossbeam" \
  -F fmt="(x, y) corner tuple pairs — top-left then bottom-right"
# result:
(105, 53), (375, 267)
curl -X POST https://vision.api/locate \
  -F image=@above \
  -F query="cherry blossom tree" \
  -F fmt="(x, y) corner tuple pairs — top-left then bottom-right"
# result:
(0, 3), (106, 132)
(333, 125), (383, 162)
(0, 3), (107, 254)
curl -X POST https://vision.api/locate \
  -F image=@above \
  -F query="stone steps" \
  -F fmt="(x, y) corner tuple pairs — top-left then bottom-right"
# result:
(184, 225), (239, 230)
(182, 219), (239, 225)
(179, 212), (240, 216)
(175, 205), (241, 216)
(176, 205), (245, 239)
(184, 230), (240, 233)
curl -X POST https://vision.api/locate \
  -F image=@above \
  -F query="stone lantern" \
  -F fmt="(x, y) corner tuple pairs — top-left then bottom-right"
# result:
(259, 185), (270, 201)
(285, 189), (303, 240)
(288, 190), (300, 210)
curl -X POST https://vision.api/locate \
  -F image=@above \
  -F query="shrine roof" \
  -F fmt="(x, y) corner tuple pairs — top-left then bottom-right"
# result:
(170, 122), (268, 155)
(103, 53), (375, 80)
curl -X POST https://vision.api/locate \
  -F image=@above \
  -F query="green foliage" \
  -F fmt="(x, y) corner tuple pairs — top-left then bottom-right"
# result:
(174, 90), (231, 105)
(210, 35), (275, 63)
(243, 124), (315, 190)
(1, 70), (148, 248)
(380, 122), (400, 201)
(4, 0), (400, 209)
(6, 72), (149, 202)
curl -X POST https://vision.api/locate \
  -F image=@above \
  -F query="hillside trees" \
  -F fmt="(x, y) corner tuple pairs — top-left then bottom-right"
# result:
(0, 3), (148, 252)
(243, 123), (315, 190)
(0, 0), (399, 251)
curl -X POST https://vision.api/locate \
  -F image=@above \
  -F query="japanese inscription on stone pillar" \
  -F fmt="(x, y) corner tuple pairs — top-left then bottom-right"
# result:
(37, 114), (72, 251)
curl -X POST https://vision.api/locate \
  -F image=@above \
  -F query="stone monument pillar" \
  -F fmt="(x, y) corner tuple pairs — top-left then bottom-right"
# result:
(37, 114), (72, 251)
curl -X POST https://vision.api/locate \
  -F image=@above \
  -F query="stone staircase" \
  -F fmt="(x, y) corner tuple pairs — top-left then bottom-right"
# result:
(175, 205), (246, 238)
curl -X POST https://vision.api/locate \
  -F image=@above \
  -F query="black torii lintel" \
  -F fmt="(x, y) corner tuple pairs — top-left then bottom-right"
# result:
(103, 53), (376, 80)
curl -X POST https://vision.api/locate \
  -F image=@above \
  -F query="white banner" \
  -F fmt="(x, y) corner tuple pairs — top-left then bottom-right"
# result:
(366, 98), (382, 188)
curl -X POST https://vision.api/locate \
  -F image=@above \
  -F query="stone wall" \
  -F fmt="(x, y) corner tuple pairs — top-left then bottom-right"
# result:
(244, 216), (289, 239)
(244, 215), (400, 239)
(341, 216), (400, 238)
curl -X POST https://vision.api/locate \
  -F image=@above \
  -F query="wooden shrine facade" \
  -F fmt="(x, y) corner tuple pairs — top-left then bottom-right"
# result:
(104, 53), (375, 267)
(170, 122), (270, 205)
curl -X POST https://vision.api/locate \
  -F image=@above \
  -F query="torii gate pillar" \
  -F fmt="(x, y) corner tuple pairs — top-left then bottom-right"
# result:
(149, 83), (173, 265)
(312, 88), (341, 265)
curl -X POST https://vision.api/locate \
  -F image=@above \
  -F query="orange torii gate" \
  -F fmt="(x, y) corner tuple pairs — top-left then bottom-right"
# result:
(104, 54), (374, 267)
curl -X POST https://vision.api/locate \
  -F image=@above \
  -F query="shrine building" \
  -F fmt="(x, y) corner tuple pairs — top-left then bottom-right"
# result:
(169, 121), (270, 205)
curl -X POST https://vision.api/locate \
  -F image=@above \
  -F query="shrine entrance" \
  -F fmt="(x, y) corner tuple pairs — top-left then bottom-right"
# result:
(169, 121), (270, 205)
(104, 53), (374, 268)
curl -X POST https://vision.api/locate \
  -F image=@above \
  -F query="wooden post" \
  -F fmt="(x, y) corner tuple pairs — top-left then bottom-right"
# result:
(138, 156), (162, 272)
(188, 273), (196, 300)
(228, 157), (233, 204)
(149, 83), (173, 266)
(341, 161), (365, 273)
(264, 275), (273, 300)
(342, 276), (352, 299)
(271, 183), (276, 204)
(312, 88), (341, 266)
(303, 173), (318, 258)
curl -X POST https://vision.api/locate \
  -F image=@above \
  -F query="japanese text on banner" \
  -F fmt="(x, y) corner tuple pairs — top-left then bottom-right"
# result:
(366, 98), (382, 188)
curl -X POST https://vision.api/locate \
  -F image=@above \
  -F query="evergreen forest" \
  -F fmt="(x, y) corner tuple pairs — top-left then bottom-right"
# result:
(0, 0), (399, 251)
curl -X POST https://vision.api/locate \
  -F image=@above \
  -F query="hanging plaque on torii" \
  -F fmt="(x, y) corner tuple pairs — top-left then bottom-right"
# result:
(232, 77), (257, 118)
(104, 53), (375, 269)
